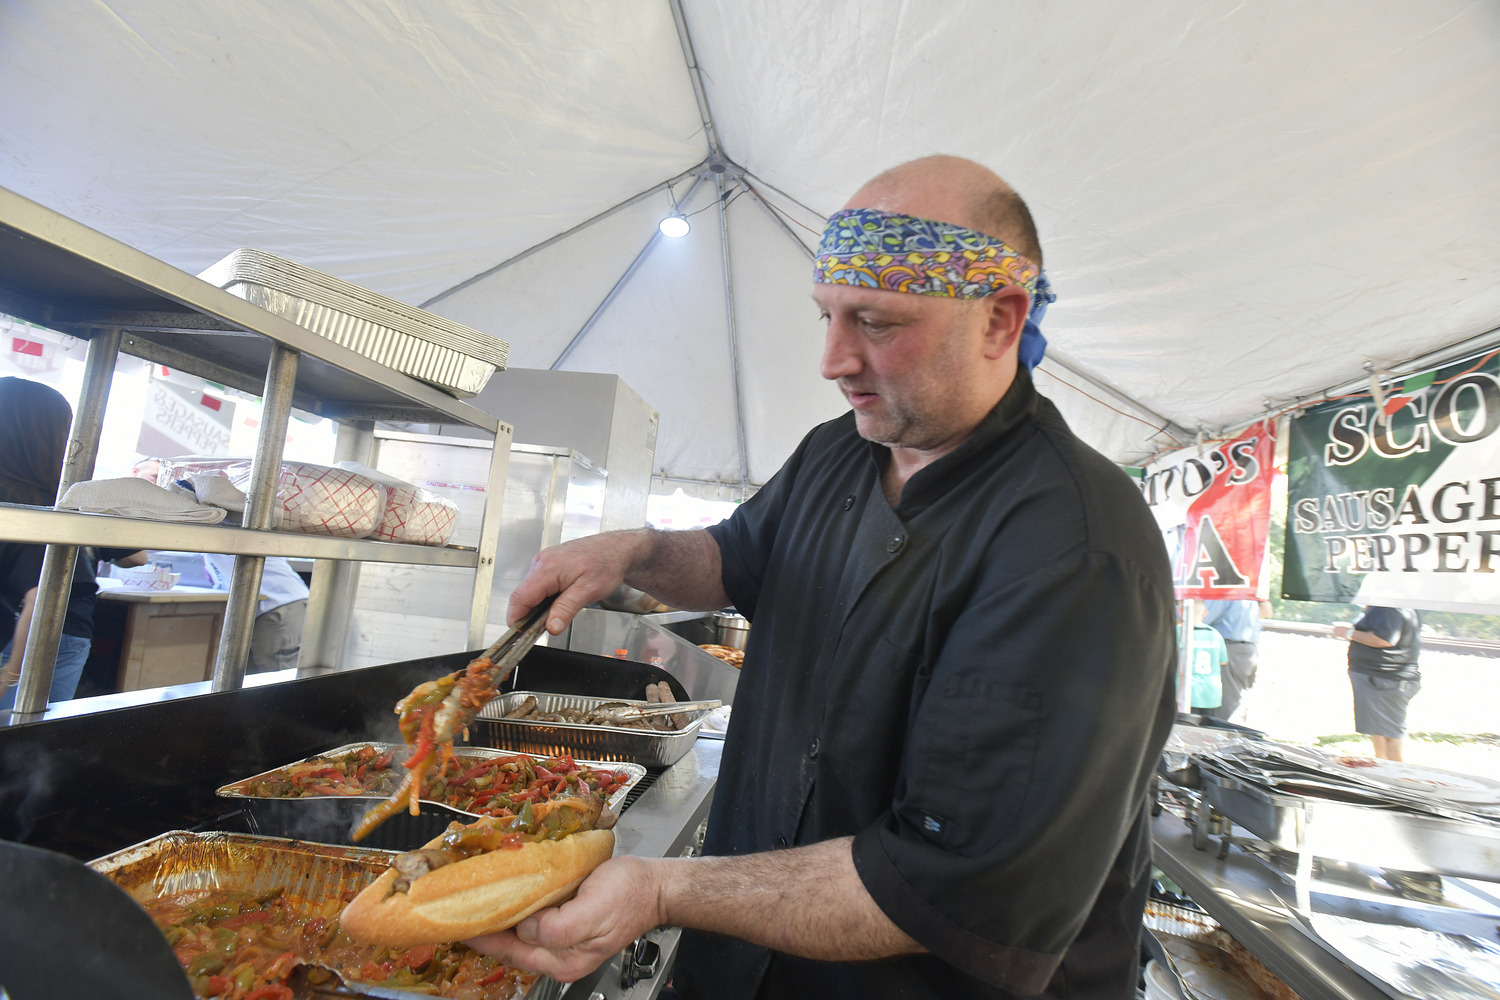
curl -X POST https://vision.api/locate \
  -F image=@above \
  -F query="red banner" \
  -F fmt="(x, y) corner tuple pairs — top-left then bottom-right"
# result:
(1139, 420), (1277, 599)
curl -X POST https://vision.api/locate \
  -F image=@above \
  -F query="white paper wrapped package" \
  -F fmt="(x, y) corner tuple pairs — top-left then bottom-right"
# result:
(334, 461), (460, 546)
(158, 457), (385, 538)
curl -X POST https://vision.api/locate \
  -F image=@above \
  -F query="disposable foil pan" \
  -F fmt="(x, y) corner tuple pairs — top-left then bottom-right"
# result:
(217, 742), (644, 852)
(200, 248), (508, 397)
(90, 831), (559, 1000)
(474, 692), (705, 768)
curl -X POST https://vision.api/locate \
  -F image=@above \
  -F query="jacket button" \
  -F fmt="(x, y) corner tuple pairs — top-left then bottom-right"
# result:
(842, 494), (855, 511)
(808, 738), (820, 759)
(886, 534), (905, 553)
(775, 835), (788, 847)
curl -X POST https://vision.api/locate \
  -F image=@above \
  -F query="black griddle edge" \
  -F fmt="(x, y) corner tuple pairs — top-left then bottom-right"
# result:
(0, 645), (687, 860)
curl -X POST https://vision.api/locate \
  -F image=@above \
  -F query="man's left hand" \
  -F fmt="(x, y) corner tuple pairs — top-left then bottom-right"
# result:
(465, 854), (667, 982)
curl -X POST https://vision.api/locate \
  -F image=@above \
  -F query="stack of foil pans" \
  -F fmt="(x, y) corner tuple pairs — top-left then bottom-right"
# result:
(200, 248), (508, 397)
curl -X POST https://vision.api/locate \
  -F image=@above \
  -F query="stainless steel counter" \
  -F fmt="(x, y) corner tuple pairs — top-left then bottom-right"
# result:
(563, 739), (721, 999)
(1151, 811), (1388, 1000)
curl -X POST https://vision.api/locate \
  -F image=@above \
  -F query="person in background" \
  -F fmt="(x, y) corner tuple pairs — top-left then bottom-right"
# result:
(0, 377), (145, 709)
(201, 554), (309, 673)
(1190, 601), (1228, 716)
(1333, 606), (1421, 761)
(1202, 598), (1272, 722)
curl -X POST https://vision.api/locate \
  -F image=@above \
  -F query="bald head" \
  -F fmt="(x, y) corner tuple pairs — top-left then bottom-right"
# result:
(844, 155), (1043, 269)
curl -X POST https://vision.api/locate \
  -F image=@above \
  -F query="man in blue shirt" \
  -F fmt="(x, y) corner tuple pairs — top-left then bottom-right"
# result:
(1202, 599), (1269, 722)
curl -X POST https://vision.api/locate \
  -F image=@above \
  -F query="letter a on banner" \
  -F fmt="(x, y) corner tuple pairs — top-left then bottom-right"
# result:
(1139, 421), (1277, 599)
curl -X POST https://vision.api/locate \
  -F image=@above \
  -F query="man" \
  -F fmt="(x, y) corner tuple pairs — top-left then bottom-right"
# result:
(475, 156), (1176, 998)
(1333, 606), (1421, 761)
(203, 554), (309, 672)
(1201, 599), (1270, 721)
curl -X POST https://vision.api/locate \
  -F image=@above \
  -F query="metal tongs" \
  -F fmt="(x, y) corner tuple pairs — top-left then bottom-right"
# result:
(591, 699), (723, 725)
(484, 594), (557, 685)
(351, 596), (555, 841)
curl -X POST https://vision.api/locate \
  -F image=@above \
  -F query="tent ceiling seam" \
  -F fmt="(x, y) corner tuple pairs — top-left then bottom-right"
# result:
(549, 172), (710, 370)
(419, 161), (707, 309)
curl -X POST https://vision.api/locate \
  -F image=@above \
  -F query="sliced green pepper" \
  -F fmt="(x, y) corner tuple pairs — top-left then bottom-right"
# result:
(186, 953), (225, 977)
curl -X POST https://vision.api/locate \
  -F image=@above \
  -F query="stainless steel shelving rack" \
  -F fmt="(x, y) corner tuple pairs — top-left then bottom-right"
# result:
(0, 185), (513, 719)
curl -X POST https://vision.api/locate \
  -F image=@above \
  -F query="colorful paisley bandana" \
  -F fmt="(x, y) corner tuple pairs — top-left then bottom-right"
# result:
(814, 208), (1056, 370)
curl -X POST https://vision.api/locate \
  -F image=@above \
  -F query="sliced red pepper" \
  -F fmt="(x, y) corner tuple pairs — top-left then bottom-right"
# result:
(403, 944), (436, 969)
(205, 975), (233, 996)
(460, 762), (496, 782)
(479, 966), (512, 985)
(220, 909), (271, 928)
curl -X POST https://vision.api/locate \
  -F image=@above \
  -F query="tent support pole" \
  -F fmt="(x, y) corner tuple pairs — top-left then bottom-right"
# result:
(742, 179), (815, 260)
(715, 171), (751, 493)
(421, 162), (707, 310)
(549, 173), (709, 371)
(668, 0), (726, 164)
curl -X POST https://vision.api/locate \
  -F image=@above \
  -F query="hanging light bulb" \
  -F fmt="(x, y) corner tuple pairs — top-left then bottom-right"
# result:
(659, 214), (690, 238)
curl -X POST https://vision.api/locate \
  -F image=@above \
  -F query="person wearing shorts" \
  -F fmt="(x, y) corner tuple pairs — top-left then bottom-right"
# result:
(1334, 606), (1421, 761)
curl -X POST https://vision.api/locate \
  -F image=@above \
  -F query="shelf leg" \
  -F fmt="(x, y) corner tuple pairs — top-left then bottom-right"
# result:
(11, 545), (79, 717)
(10, 327), (122, 717)
(62, 327), (123, 492)
(467, 420), (514, 648)
(212, 345), (299, 691)
(301, 420), (375, 669)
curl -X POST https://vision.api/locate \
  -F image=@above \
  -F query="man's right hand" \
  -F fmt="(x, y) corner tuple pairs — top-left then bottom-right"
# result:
(508, 530), (651, 635)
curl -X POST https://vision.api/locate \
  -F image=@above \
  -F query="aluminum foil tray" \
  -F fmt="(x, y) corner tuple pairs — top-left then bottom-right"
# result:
(200, 248), (508, 397)
(90, 831), (559, 1000)
(474, 692), (706, 767)
(217, 742), (644, 852)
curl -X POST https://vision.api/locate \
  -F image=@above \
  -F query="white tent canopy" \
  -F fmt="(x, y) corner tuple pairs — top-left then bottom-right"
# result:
(3, 1), (1498, 498)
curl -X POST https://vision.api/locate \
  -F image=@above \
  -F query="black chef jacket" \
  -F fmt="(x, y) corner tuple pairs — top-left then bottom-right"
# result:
(675, 370), (1177, 999)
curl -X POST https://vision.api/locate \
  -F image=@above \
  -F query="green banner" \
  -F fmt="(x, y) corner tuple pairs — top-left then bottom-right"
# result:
(1284, 351), (1500, 612)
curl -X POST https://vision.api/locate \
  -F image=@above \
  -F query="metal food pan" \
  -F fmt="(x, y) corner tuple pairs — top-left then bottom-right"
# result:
(201, 248), (510, 365)
(224, 283), (495, 396)
(1202, 767), (1500, 881)
(473, 692), (705, 767)
(217, 742), (645, 851)
(90, 831), (559, 1000)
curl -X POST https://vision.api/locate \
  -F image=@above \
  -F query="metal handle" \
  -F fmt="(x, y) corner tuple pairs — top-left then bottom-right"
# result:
(619, 936), (662, 990)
